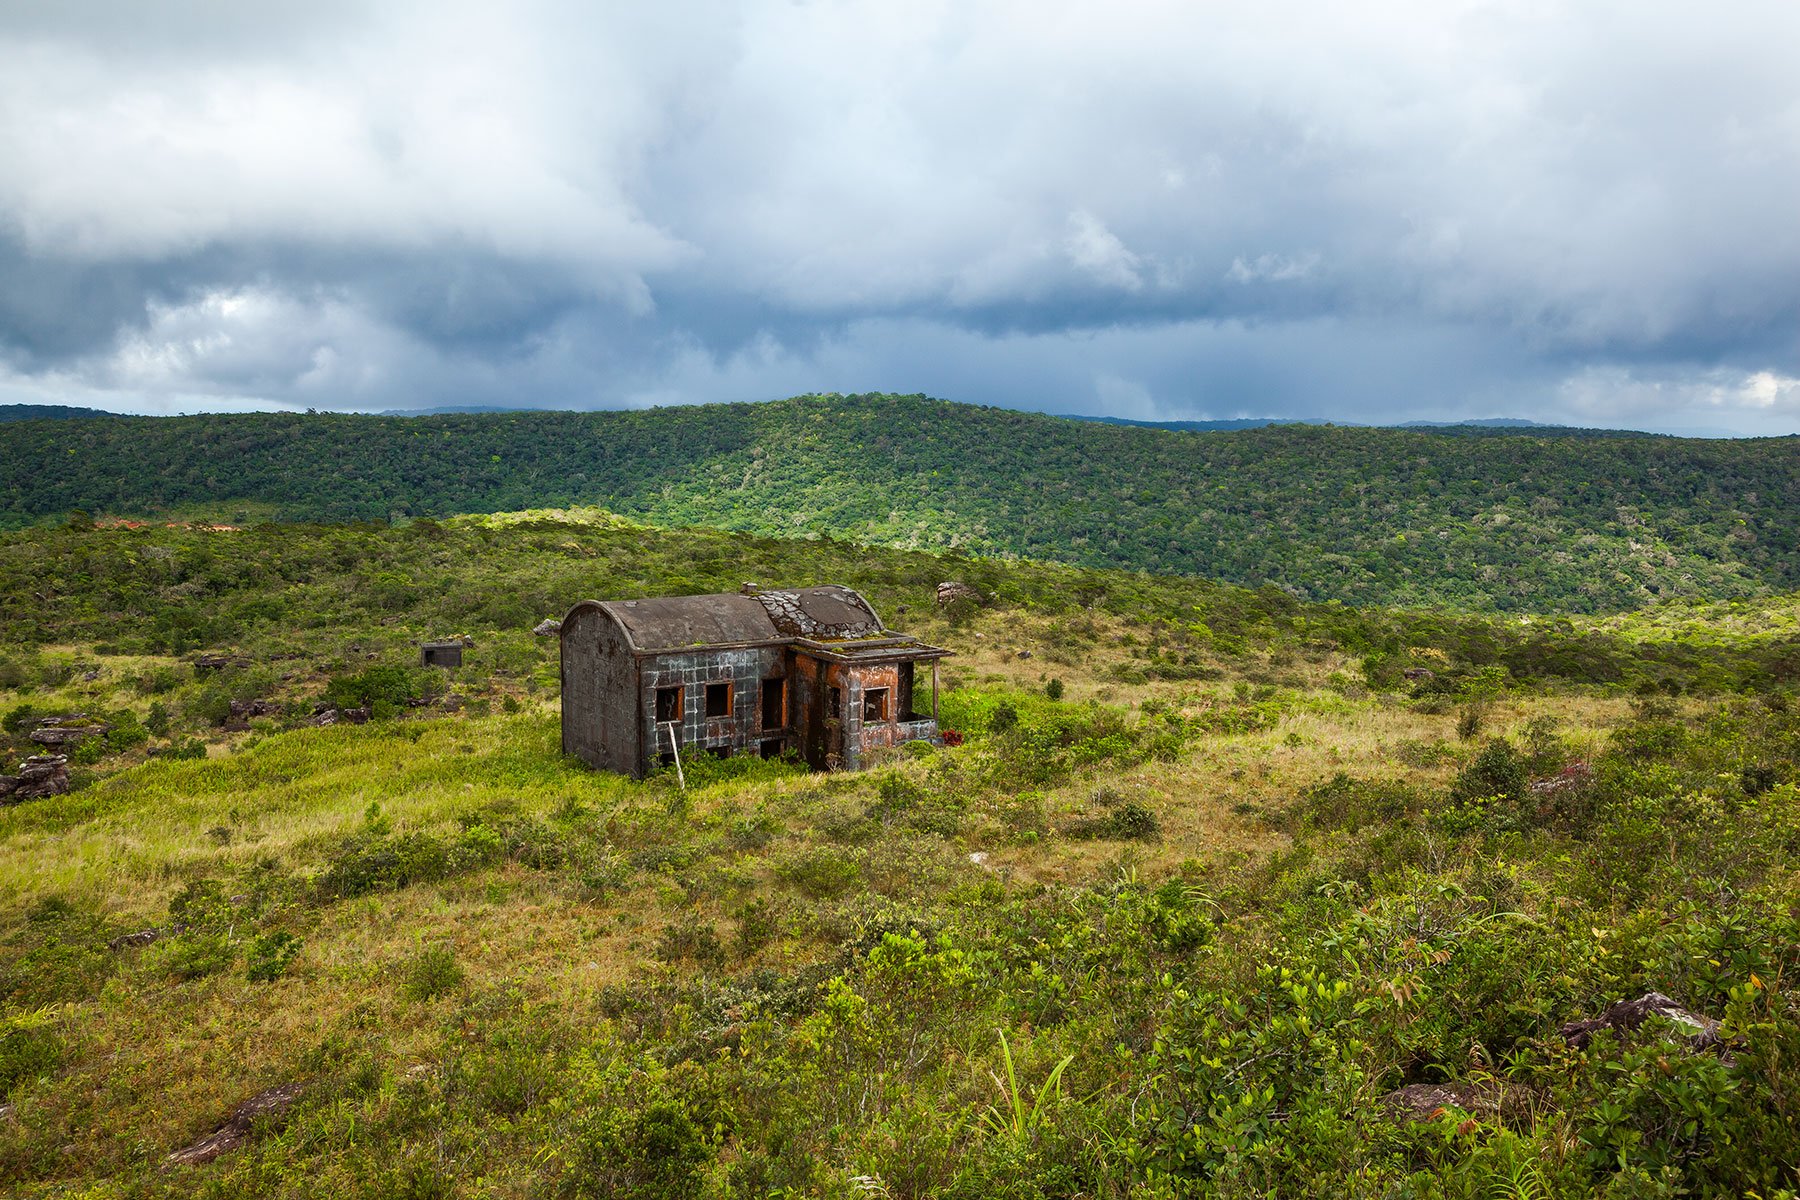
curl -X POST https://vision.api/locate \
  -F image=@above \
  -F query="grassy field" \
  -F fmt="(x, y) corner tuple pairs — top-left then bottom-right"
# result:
(1, 515), (1796, 1198)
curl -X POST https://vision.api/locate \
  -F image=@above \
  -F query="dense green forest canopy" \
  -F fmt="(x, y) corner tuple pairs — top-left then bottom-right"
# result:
(3, 394), (1795, 612)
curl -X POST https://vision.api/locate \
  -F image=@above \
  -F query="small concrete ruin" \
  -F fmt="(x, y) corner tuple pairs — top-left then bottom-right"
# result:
(561, 585), (951, 777)
(419, 640), (465, 668)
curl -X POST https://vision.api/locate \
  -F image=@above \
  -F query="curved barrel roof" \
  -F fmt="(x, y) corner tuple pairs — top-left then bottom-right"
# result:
(567, 585), (884, 653)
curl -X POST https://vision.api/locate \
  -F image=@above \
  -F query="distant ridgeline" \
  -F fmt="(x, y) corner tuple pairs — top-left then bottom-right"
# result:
(0, 403), (119, 422)
(2, 393), (1796, 613)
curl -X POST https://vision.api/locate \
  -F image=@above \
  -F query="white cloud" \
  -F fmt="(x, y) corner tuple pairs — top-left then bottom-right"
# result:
(1555, 365), (1800, 434)
(1225, 253), (1320, 284)
(1065, 211), (1145, 293)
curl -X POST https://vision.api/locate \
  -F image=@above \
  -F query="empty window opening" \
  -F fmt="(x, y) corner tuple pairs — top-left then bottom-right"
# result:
(761, 678), (785, 729)
(705, 682), (731, 719)
(760, 738), (784, 760)
(828, 686), (842, 720)
(655, 686), (682, 724)
(706, 745), (731, 759)
(863, 688), (889, 723)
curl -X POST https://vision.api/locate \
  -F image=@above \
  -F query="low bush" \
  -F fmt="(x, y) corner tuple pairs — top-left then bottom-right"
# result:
(402, 944), (464, 1001)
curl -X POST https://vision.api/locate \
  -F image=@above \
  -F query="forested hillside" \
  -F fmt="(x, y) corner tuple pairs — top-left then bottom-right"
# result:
(3, 394), (1795, 612)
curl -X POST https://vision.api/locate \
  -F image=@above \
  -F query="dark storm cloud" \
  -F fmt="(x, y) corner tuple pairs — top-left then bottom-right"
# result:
(2, 0), (1799, 432)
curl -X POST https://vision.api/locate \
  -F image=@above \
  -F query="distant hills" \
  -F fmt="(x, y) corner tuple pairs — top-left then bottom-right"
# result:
(2, 392), (1795, 613)
(0, 403), (119, 422)
(1078, 414), (1655, 438)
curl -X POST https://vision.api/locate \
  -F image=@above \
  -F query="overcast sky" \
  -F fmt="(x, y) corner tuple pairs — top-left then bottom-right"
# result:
(2, 0), (1798, 434)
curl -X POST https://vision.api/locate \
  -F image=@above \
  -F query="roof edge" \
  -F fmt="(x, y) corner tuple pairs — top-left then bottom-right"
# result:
(561, 598), (641, 651)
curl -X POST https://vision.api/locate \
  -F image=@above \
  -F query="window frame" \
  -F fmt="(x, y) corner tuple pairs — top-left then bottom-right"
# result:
(862, 687), (889, 723)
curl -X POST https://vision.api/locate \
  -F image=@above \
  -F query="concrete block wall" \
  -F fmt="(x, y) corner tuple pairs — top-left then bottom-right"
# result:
(640, 647), (788, 768)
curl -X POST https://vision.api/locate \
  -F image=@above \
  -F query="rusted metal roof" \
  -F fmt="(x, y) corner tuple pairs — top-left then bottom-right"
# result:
(589, 585), (884, 652)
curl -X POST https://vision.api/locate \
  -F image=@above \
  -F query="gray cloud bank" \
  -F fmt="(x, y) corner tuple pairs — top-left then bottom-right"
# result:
(2, 0), (1799, 434)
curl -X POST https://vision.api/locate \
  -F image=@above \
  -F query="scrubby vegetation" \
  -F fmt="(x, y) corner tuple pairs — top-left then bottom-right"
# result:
(4, 393), (1798, 611)
(1, 512), (1797, 1196)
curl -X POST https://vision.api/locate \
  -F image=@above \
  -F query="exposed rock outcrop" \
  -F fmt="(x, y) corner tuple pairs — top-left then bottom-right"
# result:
(1559, 992), (1725, 1053)
(27, 715), (108, 749)
(227, 700), (282, 720)
(0, 755), (70, 803)
(936, 581), (980, 606)
(1381, 1080), (1502, 1123)
(167, 1081), (306, 1167)
(1530, 761), (1594, 795)
(532, 618), (562, 637)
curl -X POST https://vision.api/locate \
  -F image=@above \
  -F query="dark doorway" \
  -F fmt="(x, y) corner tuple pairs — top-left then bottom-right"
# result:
(761, 678), (785, 729)
(760, 738), (784, 759)
(898, 661), (919, 719)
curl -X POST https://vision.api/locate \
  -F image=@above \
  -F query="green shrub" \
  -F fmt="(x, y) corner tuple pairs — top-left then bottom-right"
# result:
(145, 931), (235, 980)
(133, 665), (185, 695)
(778, 848), (862, 898)
(402, 944), (464, 1002)
(655, 916), (725, 968)
(1298, 773), (1421, 833)
(0, 1011), (61, 1097)
(990, 702), (1019, 734)
(1067, 801), (1160, 842)
(1450, 739), (1528, 810)
(103, 710), (149, 752)
(152, 737), (207, 760)
(1109, 802), (1161, 841)
(735, 899), (780, 955)
(245, 932), (303, 983)
(324, 664), (439, 716)
(0, 937), (114, 1008)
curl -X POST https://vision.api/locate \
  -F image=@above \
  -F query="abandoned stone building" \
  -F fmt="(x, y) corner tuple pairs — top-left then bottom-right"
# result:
(560, 585), (951, 777)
